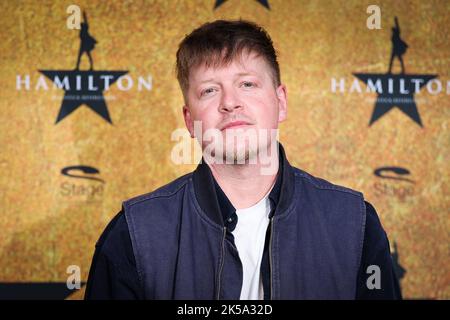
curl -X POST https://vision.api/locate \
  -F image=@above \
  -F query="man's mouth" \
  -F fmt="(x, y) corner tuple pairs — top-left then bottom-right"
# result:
(220, 121), (252, 131)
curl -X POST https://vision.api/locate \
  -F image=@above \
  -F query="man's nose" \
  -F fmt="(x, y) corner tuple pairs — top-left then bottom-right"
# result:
(218, 87), (242, 113)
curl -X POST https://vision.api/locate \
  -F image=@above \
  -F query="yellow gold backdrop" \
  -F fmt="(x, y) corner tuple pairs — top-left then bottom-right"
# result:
(0, 0), (448, 299)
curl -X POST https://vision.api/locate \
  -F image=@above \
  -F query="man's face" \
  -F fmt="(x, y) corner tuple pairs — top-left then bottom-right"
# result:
(183, 51), (287, 163)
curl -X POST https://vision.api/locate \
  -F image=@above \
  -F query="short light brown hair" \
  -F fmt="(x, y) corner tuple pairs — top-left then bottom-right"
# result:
(175, 19), (281, 103)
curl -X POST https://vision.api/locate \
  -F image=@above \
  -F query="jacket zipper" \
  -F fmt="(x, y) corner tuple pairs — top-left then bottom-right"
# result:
(269, 217), (274, 300)
(217, 226), (227, 300)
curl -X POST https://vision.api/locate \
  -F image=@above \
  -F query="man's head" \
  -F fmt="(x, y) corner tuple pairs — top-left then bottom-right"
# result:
(176, 19), (287, 164)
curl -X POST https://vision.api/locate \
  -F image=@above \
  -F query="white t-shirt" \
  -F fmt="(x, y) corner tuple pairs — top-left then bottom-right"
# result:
(232, 187), (273, 300)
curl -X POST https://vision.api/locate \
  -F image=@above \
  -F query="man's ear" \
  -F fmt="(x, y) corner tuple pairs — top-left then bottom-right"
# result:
(276, 84), (287, 123)
(182, 105), (194, 138)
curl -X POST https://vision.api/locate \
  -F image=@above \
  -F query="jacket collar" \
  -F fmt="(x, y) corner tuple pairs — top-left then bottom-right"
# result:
(192, 142), (295, 228)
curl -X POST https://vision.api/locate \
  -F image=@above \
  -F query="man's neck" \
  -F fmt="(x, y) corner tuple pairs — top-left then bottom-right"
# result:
(206, 155), (279, 210)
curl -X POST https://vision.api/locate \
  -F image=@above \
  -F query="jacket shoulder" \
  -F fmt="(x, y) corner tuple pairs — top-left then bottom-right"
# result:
(291, 166), (364, 199)
(122, 172), (192, 210)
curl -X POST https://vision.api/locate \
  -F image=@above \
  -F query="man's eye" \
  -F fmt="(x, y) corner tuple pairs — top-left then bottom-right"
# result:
(241, 81), (255, 88)
(201, 88), (216, 96)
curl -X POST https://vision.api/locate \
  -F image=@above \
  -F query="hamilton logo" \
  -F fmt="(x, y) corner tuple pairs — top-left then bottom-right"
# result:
(353, 17), (437, 127)
(39, 11), (127, 124)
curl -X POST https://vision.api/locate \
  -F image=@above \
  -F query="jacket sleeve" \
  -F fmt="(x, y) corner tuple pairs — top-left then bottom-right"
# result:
(355, 201), (403, 299)
(84, 211), (143, 300)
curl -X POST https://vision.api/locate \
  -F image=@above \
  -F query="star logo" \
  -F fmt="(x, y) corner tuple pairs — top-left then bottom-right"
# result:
(353, 73), (436, 127)
(41, 11), (128, 124)
(214, 0), (270, 10)
(354, 17), (437, 127)
(39, 70), (127, 124)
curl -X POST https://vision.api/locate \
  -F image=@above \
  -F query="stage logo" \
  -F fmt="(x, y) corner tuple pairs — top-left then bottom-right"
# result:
(60, 165), (104, 202)
(373, 166), (415, 201)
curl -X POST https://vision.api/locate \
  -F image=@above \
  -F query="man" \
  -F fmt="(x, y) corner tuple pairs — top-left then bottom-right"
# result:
(85, 19), (401, 300)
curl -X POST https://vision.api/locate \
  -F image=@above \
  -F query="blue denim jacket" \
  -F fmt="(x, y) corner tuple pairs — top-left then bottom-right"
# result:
(117, 143), (373, 299)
